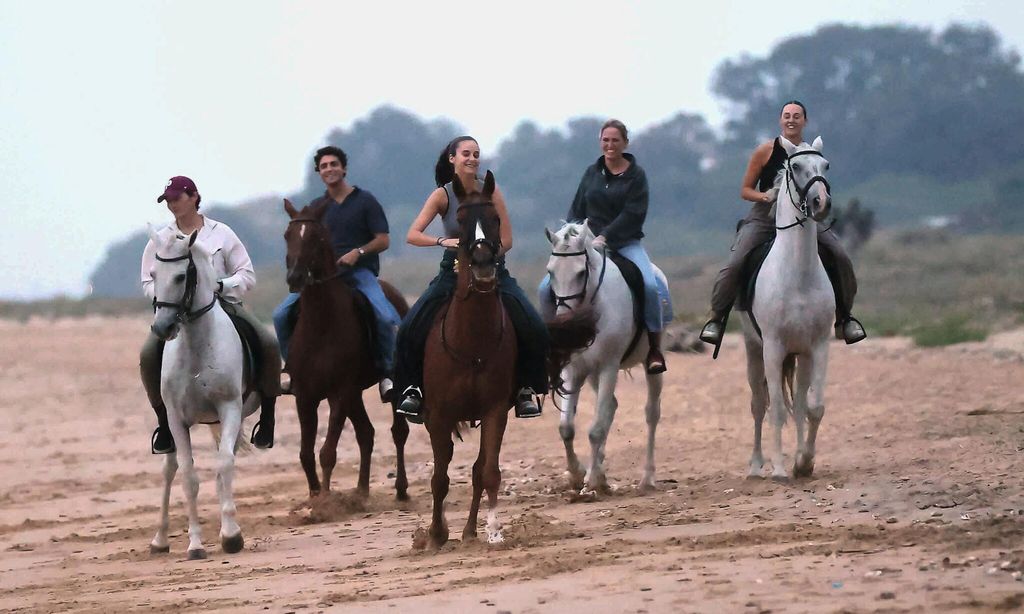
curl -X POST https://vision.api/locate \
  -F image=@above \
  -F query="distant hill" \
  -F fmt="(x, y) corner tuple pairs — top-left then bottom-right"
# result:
(89, 22), (1024, 298)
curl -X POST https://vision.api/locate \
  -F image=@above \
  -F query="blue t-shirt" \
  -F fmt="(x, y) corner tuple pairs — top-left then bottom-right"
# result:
(314, 187), (389, 276)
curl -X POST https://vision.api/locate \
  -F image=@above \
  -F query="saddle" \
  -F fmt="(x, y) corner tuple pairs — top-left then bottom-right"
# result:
(736, 238), (775, 314)
(222, 307), (259, 401)
(606, 251), (646, 363)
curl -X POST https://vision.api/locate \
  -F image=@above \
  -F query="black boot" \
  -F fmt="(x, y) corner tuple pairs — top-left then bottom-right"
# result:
(835, 315), (867, 345)
(151, 403), (175, 454)
(514, 387), (541, 418)
(396, 386), (424, 424)
(699, 314), (725, 346)
(250, 395), (276, 449)
(645, 331), (667, 374)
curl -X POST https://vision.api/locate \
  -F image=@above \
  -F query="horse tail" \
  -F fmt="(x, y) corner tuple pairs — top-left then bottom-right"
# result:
(782, 354), (797, 418)
(208, 423), (254, 456)
(545, 309), (599, 398)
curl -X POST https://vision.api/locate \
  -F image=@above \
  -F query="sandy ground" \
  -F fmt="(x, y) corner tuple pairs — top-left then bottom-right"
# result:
(1, 317), (1023, 613)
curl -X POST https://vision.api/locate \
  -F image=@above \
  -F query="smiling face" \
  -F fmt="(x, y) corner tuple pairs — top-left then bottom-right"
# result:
(317, 154), (346, 187)
(449, 139), (480, 178)
(779, 103), (807, 143)
(600, 126), (627, 162)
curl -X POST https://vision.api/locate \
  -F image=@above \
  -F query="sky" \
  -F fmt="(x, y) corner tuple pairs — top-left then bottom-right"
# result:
(1, 0), (1022, 299)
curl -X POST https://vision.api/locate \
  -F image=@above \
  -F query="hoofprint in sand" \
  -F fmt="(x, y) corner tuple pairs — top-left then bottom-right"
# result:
(1, 317), (1022, 612)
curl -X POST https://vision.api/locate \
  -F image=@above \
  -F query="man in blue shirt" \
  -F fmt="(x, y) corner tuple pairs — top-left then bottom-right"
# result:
(273, 146), (401, 401)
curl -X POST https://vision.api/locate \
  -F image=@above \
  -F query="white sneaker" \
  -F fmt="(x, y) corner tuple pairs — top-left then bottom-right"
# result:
(378, 377), (395, 403)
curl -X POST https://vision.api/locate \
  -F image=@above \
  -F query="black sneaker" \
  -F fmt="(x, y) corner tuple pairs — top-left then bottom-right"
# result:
(151, 426), (175, 455)
(514, 388), (541, 419)
(396, 387), (424, 424)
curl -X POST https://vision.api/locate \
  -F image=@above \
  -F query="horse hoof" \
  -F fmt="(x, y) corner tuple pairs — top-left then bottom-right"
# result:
(793, 460), (815, 478)
(221, 533), (244, 554)
(149, 544), (170, 555)
(187, 548), (207, 560)
(770, 474), (791, 484)
(638, 479), (657, 493)
(396, 490), (410, 502)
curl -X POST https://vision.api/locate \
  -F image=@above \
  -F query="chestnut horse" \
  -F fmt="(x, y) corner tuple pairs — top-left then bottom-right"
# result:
(422, 171), (518, 548)
(283, 199), (411, 499)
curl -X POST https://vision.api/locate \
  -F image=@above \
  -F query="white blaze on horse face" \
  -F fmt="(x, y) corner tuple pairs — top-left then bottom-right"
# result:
(475, 221), (485, 242)
(299, 223), (306, 239)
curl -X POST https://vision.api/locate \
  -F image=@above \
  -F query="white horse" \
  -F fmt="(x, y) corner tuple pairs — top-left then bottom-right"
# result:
(146, 227), (259, 559)
(544, 221), (665, 494)
(741, 137), (834, 481)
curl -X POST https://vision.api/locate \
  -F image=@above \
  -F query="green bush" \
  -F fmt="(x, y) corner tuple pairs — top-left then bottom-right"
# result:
(911, 315), (987, 347)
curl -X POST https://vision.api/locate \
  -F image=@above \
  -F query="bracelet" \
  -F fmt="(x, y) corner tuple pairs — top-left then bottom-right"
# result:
(436, 237), (444, 246)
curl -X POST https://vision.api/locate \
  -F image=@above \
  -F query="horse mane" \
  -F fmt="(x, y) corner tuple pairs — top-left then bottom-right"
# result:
(300, 199), (330, 222)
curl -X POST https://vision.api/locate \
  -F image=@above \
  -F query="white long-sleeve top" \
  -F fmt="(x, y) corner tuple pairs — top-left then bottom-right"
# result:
(141, 217), (255, 304)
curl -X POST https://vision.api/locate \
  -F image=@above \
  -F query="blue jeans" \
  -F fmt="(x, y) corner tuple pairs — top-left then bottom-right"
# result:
(272, 268), (400, 374)
(538, 241), (673, 332)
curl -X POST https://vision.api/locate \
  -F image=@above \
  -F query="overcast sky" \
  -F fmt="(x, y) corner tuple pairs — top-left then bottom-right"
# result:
(1, 0), (1021, 299)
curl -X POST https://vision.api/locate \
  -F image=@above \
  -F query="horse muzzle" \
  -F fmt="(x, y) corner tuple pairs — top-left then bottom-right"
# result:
(151, 315), (180, 341)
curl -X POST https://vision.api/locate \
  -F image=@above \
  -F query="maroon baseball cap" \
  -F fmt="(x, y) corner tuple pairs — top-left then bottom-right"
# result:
(157, 176), (199, 203)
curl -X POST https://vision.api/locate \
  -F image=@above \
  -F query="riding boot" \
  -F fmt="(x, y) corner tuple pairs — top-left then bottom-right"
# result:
(151, 402), (175, 455)
(834, 312), (867, 345)
(250, 395), (276, 449)
(514, 387), (541, 418)
(699, 311), (727, 346)
(396, 386), (424, 424)
(645, 331), (667, 374)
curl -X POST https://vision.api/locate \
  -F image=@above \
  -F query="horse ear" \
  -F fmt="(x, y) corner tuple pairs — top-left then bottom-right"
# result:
(451, 175), (467, 202)
(146, 222), (160, 245)
(545, 227), (555, 244)
(187, 229), (199, 247)
(581, 219), (591, 237)
(284, 198), (298, 219)
(811, 136), (824, 152)
(483, 170), (495, 197)
(780, 138), (798, 156)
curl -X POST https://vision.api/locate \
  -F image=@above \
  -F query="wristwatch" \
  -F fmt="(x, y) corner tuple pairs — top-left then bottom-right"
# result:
(357, 247), (366, 256)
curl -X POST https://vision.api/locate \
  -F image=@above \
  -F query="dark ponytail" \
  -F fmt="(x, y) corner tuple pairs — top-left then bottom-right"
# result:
(434, 135), (477, 187)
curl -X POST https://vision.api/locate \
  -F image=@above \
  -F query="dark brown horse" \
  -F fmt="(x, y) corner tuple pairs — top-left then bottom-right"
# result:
(283, 199), (411, 500)
(422, 171), (518, 548)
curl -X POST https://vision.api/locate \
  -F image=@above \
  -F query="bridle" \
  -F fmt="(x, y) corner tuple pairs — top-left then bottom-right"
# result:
(548, 245), (608, 310)
(778, 149), (832, 231)
(286, 217), (344, 286)
(456, 202), (502, 295)
(152, 250), (216, 324)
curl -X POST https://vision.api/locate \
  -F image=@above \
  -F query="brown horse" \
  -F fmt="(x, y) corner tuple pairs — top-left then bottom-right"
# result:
(422, 171), (518, 548)
(283, 199), (411, 500)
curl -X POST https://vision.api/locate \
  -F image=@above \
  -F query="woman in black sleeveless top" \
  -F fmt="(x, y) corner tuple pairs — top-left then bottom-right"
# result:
(699, 101), (866, 347)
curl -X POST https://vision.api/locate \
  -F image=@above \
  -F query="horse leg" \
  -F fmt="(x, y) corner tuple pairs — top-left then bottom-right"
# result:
(744, 333), (768, 478)
(799, 345), (829, 478)
(150, 452), (178, 554)
(296, 394), (322, 498)
(169, 423), (206, 559)
(585, 366), (619, 494)
(427, 425), (454, 549)
(763, 342), (790, 482)
(320, 396), (348, 495)
(462, 439), (487, 542)
(214, 402), (244, 553)
(482, 408), (510, 544)
(347, 395), (375, 495)
(639, 371), (663, 492)
(558, 367), (587, 490)
(791, 356), (812, 478)
(391, 409), (410, 501)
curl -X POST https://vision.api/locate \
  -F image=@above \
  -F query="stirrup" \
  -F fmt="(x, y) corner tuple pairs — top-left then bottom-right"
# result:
(838, 316), (867, 345)
(250, 419), (274, 449)
(514, 388), (541, 419)
(151, 427), (175, 455)
(645, 351), (667, 375)
(396, 387), (424, 424)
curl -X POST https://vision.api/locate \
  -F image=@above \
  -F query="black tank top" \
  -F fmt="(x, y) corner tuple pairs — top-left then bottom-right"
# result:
(757, 137), (788, 192)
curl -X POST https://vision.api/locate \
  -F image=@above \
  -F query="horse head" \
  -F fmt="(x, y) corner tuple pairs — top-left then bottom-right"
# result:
(779, 136), (831, 223)
(453, 170), (501, 291)
(283, 199), (337, 292)
(544, 220), (597, 315)
(147, 225), (215, 341)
